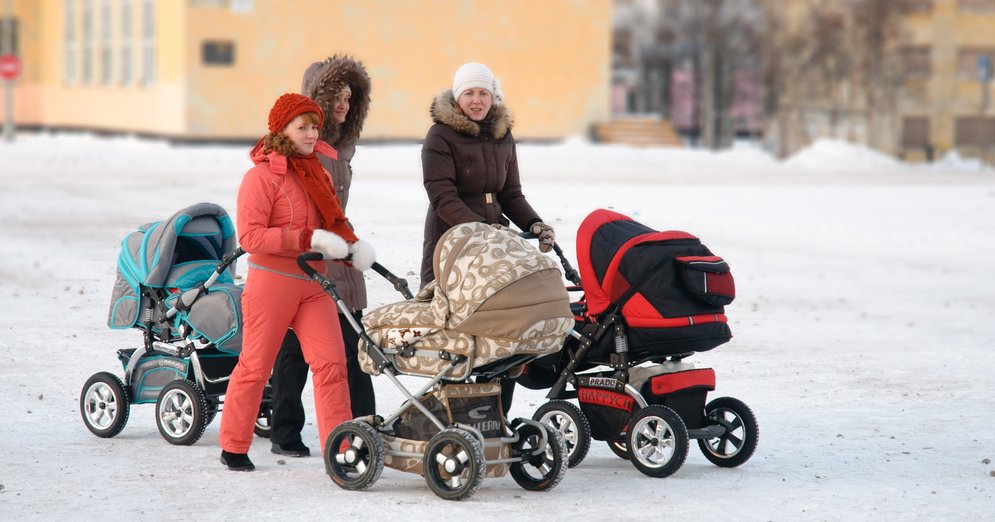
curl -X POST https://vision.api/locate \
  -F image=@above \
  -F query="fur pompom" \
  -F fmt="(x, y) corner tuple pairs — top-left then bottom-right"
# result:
(310, 229), (349, 259)
(348, 239), (376, 271)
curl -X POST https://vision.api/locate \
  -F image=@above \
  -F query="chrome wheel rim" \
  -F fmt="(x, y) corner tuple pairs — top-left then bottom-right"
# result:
(83, 382), (119, 429)
(159, 389), (195, 437)
(630, 415), (676, 468)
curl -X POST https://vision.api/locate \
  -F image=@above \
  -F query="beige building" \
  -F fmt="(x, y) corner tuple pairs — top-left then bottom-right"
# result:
(1, 0), (612, 141)
(900, 0), (995, 162)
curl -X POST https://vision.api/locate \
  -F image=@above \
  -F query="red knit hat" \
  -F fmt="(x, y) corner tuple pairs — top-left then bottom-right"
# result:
(268, 93), (324, 133)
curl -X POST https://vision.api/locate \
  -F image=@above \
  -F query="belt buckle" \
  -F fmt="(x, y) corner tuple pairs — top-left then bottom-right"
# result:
(485, 193), (494, 204)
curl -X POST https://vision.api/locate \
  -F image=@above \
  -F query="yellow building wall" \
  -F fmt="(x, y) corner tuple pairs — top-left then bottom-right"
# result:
(4, 0), (612, 141)
(184, 0), (611, 140)
(5, 0), (188, 134)
(901, 0), (995, 156)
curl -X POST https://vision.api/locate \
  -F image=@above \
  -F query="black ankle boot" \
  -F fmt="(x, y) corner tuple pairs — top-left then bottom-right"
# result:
(220, 450), (255, 471)
(271, 441), (311, 458)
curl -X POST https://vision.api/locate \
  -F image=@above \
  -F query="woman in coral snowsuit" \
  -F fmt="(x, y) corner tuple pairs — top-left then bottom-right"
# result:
(219, 93), (376, 472)
(268, 55), (376, 459)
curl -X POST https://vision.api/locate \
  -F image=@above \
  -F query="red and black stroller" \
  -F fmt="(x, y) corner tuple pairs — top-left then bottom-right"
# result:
(519, 208), (758, 478)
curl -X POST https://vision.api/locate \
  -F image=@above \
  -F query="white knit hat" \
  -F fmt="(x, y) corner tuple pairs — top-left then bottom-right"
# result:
(452, 62), (502, 102)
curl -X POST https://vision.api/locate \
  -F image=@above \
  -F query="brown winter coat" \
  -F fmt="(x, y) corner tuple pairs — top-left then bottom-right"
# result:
(420, 90), (541, 285)
(301, 55), (372, 311)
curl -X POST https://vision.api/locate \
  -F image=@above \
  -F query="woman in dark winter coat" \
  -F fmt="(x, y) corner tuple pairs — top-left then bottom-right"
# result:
(420, 62), (555, 286)
(419, 61), (555, 413)
(268, 55), (375, 459)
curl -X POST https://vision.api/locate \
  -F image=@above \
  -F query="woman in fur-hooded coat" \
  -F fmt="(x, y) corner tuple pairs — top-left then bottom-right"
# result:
(267, 56), (376, 458)
(419, 70), (547, 286)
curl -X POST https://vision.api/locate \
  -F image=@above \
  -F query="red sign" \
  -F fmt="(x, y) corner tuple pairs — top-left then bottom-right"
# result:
(0, 54), (21, 81)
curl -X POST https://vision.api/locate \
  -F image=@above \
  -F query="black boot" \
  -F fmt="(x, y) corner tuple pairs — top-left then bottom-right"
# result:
(220, 450), (255, 471)
(271, 441), (311, 457)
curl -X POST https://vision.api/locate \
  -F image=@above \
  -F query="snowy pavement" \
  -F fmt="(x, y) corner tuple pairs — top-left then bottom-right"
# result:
(1, 134), (993, 520)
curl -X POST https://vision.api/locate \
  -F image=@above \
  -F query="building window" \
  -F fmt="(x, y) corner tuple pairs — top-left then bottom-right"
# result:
(120, 0), (132, 85)
(64, 0), (76, 84)
(901, 0), (933, 13)
(202, 40), (235, 66)
(955, 117), (995, 147)
(100, 0), (112, 84)
(957, 47), (995, 80)
(901, 117), (931, 149)
(959, 0), (995, 12)
(902, 46), (932, 79)
(0, 17), (19, 55)
(82, 0), (93, 84)
(140, 0), (155, 86)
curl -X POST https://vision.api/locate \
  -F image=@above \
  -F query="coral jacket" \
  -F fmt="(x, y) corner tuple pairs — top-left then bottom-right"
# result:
(238, 139), (344, 278)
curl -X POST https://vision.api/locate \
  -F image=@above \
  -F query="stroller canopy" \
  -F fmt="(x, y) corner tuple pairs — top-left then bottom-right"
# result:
(431, 222), (572, 339)
(576, 209), (734, 329)
(116, 202), (236, 290)
(108, 202), (238, 334)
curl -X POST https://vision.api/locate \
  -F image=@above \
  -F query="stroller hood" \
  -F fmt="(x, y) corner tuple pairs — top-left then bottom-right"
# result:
(576, 209), (735, 328)
(429, 222), (572, 338)
(108, 202), (237, 332)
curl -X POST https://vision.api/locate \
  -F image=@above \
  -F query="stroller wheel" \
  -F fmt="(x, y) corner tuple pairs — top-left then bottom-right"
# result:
(607, 439), (629, 460)
(423, 428), (486, 501)
(510, 421), (568, 492)
(626, 405), (689, 478)
(253, 381), (273, 438)
(80, 372), (131, 438)
(155, 379), (209, 446)
(697, 396), (759, 468)
(532, 400), (591, 468)
(324, 420), (385, 491)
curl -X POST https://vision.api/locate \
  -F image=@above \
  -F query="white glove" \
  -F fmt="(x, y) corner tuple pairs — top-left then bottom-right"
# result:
(348, 239), (376, 271)
(310, 229), (349, 259)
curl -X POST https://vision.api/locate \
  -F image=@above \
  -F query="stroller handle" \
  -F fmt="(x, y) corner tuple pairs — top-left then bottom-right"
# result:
(297, 253), (414, 300)
(519, 232), (582, 286)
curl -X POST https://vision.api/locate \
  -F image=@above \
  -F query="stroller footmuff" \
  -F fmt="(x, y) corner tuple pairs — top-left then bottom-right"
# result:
(308, 223), (574, 500)
(523, 209), (759, 477)
(81, 203), (273, 445)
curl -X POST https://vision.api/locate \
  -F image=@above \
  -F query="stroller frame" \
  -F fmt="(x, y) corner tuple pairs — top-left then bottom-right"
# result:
(297, 252), (569, 501)
(82, 209), (274, 446)
(525, 239), (759, 478)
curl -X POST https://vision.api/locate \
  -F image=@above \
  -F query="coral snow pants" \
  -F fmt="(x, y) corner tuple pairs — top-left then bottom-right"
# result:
(219, 267), (351, 454)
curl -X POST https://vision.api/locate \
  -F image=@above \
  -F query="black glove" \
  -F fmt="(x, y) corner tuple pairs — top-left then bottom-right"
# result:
(530, 222), (555, 253)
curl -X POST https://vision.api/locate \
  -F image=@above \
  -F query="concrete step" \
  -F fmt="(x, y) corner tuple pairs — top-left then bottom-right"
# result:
(592, 118), (683, 147)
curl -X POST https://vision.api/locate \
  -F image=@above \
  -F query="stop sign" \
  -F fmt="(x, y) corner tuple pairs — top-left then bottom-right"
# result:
(0, 54), (21, 81)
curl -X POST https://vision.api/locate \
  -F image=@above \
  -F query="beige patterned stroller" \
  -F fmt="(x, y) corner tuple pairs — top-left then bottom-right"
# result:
(297, 223), (574, 501)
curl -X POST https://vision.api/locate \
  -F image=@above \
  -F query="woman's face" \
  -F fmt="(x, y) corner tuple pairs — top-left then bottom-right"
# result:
(332, 88), (351, 125)
(283, 115), (319, 155)
(457, 88), (492, 121)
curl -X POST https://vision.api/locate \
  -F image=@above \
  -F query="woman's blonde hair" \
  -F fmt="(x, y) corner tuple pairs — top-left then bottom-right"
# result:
(263, 111), (320, 156)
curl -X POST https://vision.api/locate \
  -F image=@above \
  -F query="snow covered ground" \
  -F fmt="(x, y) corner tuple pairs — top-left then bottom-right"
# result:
(1, 134), (994, 520)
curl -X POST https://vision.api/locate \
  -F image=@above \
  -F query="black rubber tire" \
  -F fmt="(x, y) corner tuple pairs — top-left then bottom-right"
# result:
(204, 402), (219, 427)
(510, 421), (568, 491)
(324, 420), (385, 491)
(253, 404), (272, 438)
(607, 439), (629, 460)
(532, 400), (591, 468)
(80, 372), (130, 438)
(626, 405), (689, 478)
(423, 428), (486, 501)
(697, 396), (759, 468)
(155, 379), (209, 446)
(253, 381), (273, 438)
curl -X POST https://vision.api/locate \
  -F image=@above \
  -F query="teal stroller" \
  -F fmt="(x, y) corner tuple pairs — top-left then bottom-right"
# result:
(80, 202), (271, 445)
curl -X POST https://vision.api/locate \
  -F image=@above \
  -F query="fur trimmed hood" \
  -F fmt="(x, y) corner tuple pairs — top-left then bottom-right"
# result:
(430, 89), (513, 139)
(301, 55), (371, 148)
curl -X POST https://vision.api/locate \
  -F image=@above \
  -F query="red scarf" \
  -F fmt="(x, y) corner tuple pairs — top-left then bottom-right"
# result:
(288, 152), (358, 243)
